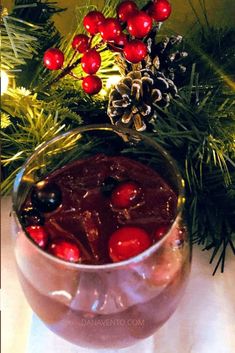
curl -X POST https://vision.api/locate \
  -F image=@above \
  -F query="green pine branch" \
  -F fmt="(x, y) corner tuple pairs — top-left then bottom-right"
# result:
(185, 0), (235, 81)
(1, 11), (39, 71)
(10, 0), (63, 88)
(1, 87), (82, 194)
(150, 69), (235, 273)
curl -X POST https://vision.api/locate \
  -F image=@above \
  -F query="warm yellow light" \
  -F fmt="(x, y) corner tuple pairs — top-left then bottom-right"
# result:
(106, 75), (122, 89)
(97, 75), (122, 97)
(99, 88), (108, 97)
(1, 70), (9, 95)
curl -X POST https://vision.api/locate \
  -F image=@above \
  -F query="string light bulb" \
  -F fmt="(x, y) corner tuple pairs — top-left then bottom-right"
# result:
(98, 74), (122, 97)
(106, 75), (122, 89)
(1, 70), (9, 95)
(99, 88), (108, 97)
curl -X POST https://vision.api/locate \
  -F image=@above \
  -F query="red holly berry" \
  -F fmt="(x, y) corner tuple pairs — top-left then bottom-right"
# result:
(109, 226), (151, 262)
(127, 11), (152, 38)
(83, 10), (105, 35)
(48, 239), (80, 263)
(26, 225), (48, 249)
(117, 0), (138, 22)
(111, 181), (141, 208)
(72, 34), (90, 53)
(82, 75), (102, 95)
(43, 48), (64, 70)
(81, 49), (101, 75)
(114, 32), (128, 46)
(154, 225), (169, 240)
(99, 18), (122, 42)
(123, 39), (147, 63)
(148, 0), (172, 22)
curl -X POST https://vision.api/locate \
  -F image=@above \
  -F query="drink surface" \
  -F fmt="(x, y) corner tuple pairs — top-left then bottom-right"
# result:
(21, 154), (178, 264)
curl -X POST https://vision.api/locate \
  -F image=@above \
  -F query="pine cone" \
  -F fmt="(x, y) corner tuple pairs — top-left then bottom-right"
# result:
(108, 70), (177, 131)
(151, 35), (188, 82)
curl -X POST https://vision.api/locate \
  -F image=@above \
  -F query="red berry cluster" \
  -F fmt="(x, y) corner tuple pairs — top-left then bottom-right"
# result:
(43, 1), (171, 95)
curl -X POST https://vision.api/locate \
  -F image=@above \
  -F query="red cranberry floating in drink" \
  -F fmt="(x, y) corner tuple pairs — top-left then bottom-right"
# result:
(26, 225), (48, 249)
(82, 75), (102, 95)
(109, 226), (152, 262)
(111, 181), (141, 208)
(48, 239), (81, 263)
(83, 10), (105, 35)
(72, 34), (90, 53)
(43, 48), (64, 70)
(117, 0), (139, 22)
(127, 11), (153, 38)
(81, 49), (101, 75)
(148, 0), (172, 22)
(31, 182), (62, 213)
(123, 39), (148, 63)
(99, 18), (122, 42)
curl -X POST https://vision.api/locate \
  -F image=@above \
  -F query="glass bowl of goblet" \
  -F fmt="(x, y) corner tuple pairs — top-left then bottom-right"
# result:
(12, 124), (191, 349)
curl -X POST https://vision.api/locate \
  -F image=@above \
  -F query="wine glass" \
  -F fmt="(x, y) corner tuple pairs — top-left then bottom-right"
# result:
(12, 124), (191, 349)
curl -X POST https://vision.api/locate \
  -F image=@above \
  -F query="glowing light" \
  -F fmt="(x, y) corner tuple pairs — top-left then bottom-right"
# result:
(98, 74), (122, 97)
(99, 88), (108, 97)
(1, 70), (9, 95)
(106, 75), (122, 89)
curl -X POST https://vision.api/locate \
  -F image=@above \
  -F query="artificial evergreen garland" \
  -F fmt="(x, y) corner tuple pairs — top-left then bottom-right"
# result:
(1, 0), (235, 273)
